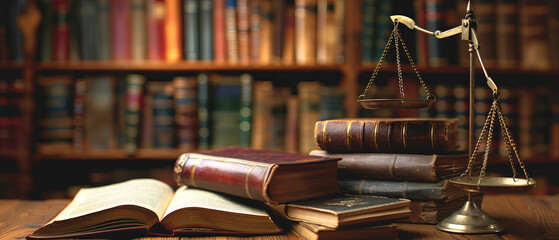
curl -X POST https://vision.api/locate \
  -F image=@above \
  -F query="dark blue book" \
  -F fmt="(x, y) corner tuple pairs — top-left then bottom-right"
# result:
(78, 0), (100, 60)
(361, 0), (377, 63)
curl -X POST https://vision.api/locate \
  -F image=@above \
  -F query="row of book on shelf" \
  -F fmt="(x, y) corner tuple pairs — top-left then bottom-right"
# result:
(407, 0), (559, 70)
(29, 117), (484, 239)
(36, 73), (345, 156)
(20, 0), (346, 65)
(360, 79), (559, 159)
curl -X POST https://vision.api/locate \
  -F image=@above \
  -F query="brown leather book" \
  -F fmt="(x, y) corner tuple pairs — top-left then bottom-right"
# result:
(174, 146), (341, 204)
(314, 118), (458, 154)
(310, 150), (468, 181)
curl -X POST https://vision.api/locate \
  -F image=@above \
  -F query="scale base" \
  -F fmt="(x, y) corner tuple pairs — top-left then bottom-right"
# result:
(436, 200), (503, 234)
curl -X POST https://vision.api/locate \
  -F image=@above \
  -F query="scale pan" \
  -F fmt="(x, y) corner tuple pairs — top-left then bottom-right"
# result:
(449, 176), (536, 194)
(358, 98), (434, 109)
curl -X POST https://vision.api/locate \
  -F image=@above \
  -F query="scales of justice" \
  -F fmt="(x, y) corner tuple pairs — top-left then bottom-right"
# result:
(357, 1), (536, 234)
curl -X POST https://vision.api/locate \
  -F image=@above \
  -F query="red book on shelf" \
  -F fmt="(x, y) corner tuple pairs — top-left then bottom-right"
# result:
(111, 0), (132, 60)
(165, 0), (183, 61)
(147, 0), (166, 60)
(213, 0), (227, 63)
(52, 0), (70, 61)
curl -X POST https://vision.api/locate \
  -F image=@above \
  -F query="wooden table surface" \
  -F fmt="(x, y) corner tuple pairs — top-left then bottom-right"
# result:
(1, 194), (558, 240)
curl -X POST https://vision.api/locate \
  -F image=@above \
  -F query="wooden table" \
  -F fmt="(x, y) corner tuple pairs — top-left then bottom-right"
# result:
(1, 194), (558, 240)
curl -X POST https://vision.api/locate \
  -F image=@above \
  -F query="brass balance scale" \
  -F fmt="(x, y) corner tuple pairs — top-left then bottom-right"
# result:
(358, 1), (536, 234)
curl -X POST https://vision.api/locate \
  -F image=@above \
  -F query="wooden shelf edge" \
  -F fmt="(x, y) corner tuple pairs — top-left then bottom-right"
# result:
(37, 61), (346, 72)
(36, 148), (189, 161)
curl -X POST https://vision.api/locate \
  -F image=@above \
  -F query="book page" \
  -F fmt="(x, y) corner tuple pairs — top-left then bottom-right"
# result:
(52, 179), (174, 222)
(162, 186), (269, 219)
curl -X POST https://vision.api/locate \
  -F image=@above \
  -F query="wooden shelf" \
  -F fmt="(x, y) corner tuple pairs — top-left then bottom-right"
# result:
(0, 61), (25, 70)
(37, 148), (187, 161)
(37, 61), (345, 72)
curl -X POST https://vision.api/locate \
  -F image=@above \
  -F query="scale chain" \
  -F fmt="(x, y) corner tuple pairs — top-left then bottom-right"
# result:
(462, 97), (495, 179)
(359, 29), (394, 99)
(495, 101), (530, 181)
(394, 26), (406, 101)
(478, 101), (498, 186)
(396, 31), (434, 100)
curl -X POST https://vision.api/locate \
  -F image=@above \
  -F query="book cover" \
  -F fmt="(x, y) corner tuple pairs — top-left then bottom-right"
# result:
(27, 179), (282, 239)
(146, 0), (166, 60)
(338, 178), (468, 202)
(310, 150), (469, 182)
(237, 0), (250, 64)
(52, 0), (70, 61)
(184, 0), (199, 60)
(165, 0), (183, 60)
(295, 0), (316, 65)
(291, 222), (398, 240)
(277, 194), (410, 228)
(174, 146), (340, 203)
(314, 118), (459, 154)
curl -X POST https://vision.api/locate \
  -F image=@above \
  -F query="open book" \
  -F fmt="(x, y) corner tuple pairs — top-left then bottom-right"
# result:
(27, 179), (282, 239)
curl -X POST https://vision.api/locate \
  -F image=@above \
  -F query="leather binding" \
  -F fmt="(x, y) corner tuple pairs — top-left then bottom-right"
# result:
(315, 118), (458, 154)
(310, 150), (468, 181)
(174, 146), (340, 203)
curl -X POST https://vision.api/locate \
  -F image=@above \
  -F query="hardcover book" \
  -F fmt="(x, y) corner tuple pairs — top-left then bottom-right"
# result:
(174, 146), (341, 204)
(27, 179), (282, 239)
(338, 178), (467, 202)
(272, 195), (410, 228)
(314, 118), (458, 154)
(310, 150), (469, 181)
(291, 222), (398, 240)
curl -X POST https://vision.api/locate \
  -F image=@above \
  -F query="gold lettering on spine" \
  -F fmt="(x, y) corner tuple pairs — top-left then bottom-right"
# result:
(430, 122), (435, 152)
(402, 122), (407, 151)
(346, 122), (352, 151)
(189, 157), (203, 187)
(373, 122), (379, 151)
(245, 165), (256, 199)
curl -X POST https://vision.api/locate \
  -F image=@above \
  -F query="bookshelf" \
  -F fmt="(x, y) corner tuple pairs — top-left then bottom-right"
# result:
(0, 0), (557, 199)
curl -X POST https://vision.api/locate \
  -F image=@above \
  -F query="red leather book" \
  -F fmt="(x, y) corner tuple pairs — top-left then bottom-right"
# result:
(213, 0), (227, 63)
(111, 0), (131, 60)
(174, 146), (340, 203)
(52, 0), (70, 61)
(147, 0), (166, 60)
(314, 118), (459, 154)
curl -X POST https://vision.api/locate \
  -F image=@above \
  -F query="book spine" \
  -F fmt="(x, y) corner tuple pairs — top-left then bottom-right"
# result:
(131, 0), (147, 60)
(519, 0), (551, 70)
(361, 0), (376, 63)
(373, 0), (391, 62)
(78, 0), (100, 60)
(433, 84), (453, 118)
(146, 0), (166, 60)
(140, 87), (154, 148)
(316, 0), (336, 65)
(37, 0), (53, 61)
(210, 75), (242, 149)
(111, 0), (131, 60)
(0, 2), (10, 61)
(85, 76), (116, 150)
(249, 0), (260, 62)
(475, 0), (496, 68)
(298, 81), (321, 154)
(225, 0), (239, 63)
(338, 178), (449, 201)
(174, 152), (274, 202)
(184, 0), (199, 60)
(151, 82), (175, 148)
(173, 77), (198, 151)
(453, 85), (469, 152)
(73, 78), (86, 152)
(197, 73), (211, 150)
(319, 85), (344, 120)
(250, 81), (274, 150)
(496, 0), (519, 69)
(11, 0), (26, 61)
(52, 0), (70, 61)
(258, 0), (273, 64)
(311, 151), (442, 181)
(333, 0), (344, 64)
(239, 73), (252, 147)
(295, 0), (316, 65)
(0, 80), (10, 151)
(518, 87), (535, 158)
(425, 0), (446, 66)
(314, 119), (458, 154)
(199, 0), (213, 61)
(124, 74), (145, 154)
(213, 0), (227, 63)
(282, 3), (295, 65)
(237, 0), (250, 64)
(272, 0), (284, 63)
(97, 0), (111, 60)
(165, 0), (183, 60)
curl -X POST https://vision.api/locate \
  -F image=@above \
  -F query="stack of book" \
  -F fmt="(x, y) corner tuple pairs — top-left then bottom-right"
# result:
(311, 118), (480, 224)
(27, 146), (409, 239)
